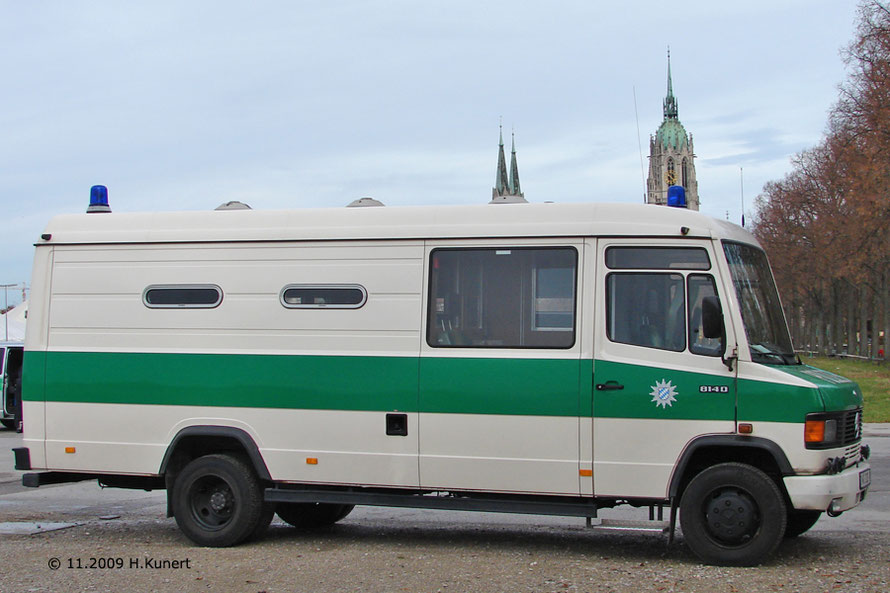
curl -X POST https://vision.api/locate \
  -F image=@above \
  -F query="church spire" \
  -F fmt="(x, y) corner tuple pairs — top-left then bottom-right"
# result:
(648, 51), (699, 211)
(663, 48), (678, 120)
(509, 130), (522, 196)
(491, 121), (527, 203)
(494, 122), (510, 195)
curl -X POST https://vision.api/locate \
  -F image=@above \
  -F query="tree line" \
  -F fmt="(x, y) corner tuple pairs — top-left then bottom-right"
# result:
(753, 0), (890, 359)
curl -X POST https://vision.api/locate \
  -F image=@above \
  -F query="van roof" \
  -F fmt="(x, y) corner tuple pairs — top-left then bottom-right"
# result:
(39, 202), (759, 246)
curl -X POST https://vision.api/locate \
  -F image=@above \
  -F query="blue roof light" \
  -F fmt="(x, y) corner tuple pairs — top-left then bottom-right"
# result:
(87, 185), (111, 213)
(667, 185), (687, 208)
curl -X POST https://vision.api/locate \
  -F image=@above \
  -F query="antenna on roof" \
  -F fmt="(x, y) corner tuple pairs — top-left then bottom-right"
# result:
(740, 167), (745, 227)
(633, 86), (646, 203)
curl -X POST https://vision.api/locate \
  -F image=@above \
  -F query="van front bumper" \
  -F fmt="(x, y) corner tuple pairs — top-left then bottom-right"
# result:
(783, 461), (871, 513)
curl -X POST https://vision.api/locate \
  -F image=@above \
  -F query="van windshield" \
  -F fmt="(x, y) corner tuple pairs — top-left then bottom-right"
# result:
(722, 242), (797, 365)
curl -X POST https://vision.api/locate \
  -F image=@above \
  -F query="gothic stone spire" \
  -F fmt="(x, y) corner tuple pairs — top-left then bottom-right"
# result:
(492, 122), (527, 203)
(509, 130), (522, 196)
(494, 123), (510, 195)
(663, 48), (678, 120)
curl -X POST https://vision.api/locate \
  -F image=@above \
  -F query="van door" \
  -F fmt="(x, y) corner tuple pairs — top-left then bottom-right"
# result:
(419, 241), (584, 495)
(0, 346), (6, 418)
(593, 240), (737, 499)
(1, 345), (23, 428)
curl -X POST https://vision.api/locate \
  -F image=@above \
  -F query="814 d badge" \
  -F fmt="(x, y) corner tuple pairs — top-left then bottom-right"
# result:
(699, 385), (730, 394)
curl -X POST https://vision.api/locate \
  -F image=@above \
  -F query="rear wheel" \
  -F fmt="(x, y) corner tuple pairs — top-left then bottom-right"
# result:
(784, 509), (821, 538)
(172, 454), (269, 547)
(276, 503), (355, 528)
(679, 462), (786, 566)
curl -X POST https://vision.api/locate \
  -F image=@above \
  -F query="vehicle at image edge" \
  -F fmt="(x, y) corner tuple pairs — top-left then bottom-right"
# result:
(12, 193), (871, 566)
(1, 340), (23, 431)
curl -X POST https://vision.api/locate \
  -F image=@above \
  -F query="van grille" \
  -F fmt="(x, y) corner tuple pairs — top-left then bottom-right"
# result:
(845, 443), (861, 466)
(840, 408), (863, 446)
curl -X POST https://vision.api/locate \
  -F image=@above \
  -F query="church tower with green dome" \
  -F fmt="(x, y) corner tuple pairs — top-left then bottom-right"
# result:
(646, 51), (699, 210)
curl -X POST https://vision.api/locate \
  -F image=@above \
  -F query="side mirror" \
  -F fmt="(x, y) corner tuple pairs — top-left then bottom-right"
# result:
(701, 296), (723, 339)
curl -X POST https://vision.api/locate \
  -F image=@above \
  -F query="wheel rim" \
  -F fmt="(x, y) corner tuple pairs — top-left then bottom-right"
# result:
(703, 487), (759, 546)
(187, 474), (235, 531)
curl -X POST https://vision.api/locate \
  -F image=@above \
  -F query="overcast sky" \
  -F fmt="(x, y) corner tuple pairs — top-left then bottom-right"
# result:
(0, 1), (860, 303)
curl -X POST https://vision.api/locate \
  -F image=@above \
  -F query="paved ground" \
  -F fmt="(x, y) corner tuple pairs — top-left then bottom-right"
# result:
(1, 427), (888, 592)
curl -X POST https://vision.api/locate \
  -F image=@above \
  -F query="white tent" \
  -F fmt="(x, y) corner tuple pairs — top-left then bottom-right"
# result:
(1, 301), (27, 342)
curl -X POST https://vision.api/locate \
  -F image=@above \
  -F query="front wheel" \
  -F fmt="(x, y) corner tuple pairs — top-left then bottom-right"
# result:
(171, 454), (269, 547)
(679, 462), (787, 566)
(784, 509), (821, 538)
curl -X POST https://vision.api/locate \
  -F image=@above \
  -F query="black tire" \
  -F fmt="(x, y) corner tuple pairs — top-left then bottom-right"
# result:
(679, 462), (787, 566)
(246, 503), (276, 542)
(276, 503), (355, 528)
(0, 419), (14, 430)
(784, 509), (821, 538)
(171, 454), (267, 547)
(332, 504), (354, 522)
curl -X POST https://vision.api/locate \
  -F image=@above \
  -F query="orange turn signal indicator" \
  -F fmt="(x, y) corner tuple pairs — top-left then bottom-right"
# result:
(65, 447), (76, 454)
(306, 458), (318, 465)
(579, 469), (592, 477)
(804, 420), (826, 443)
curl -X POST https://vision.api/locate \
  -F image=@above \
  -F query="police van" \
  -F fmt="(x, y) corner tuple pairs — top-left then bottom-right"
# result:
(13, 189), (871, 566)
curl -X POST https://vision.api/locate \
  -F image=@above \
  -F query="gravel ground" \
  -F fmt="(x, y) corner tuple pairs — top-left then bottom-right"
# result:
(2, 513), (888, 593)
(3, 430), (888, 592)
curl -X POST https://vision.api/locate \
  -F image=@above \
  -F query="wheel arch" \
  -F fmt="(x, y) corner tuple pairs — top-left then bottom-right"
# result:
(669, 435), (793, 500)
(159, 426), (272, 482)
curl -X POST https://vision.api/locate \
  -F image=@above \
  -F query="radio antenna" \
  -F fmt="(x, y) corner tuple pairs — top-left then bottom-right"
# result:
(633, 86), (646, 203)
(740, 167), (745, 227)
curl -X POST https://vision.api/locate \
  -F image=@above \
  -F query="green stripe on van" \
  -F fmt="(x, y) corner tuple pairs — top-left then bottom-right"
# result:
(592, 360), (829, 422)
(27, 351), (585, 417)
(592, 359), (736, 421)
(25, 351), (833, 421)
(420, 357), (585, 416)
(31, 351), (419, 412)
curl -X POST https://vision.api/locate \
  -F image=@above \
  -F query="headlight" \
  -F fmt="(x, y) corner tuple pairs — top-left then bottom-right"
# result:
(804, 414), (842, 449)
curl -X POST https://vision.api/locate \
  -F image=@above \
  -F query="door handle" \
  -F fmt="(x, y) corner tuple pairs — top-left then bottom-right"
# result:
(595, 381), (624, 391)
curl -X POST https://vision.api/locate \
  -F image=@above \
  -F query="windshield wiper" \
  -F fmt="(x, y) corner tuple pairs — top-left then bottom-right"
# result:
(750, 344), (798, 365)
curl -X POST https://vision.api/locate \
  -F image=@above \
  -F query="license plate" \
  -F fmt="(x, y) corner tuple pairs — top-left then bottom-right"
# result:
(860, 468), (871, 490)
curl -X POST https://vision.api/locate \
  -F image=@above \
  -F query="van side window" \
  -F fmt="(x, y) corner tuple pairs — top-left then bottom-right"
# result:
(605, 247), (710, 270)
(143, 285), (223, 309)
(607, 273), (686, 351)
(428, 247), (576, 348)
(280, 285), (367, 309)
(688, 275), (724, 356)
(605, 246), (724, 357)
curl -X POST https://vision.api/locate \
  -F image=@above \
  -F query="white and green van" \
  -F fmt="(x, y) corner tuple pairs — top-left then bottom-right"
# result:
(13, 197), (870, 566)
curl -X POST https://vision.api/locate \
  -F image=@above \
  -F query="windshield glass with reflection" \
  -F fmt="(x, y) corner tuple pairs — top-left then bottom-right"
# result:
(723, 241), (797, 365)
